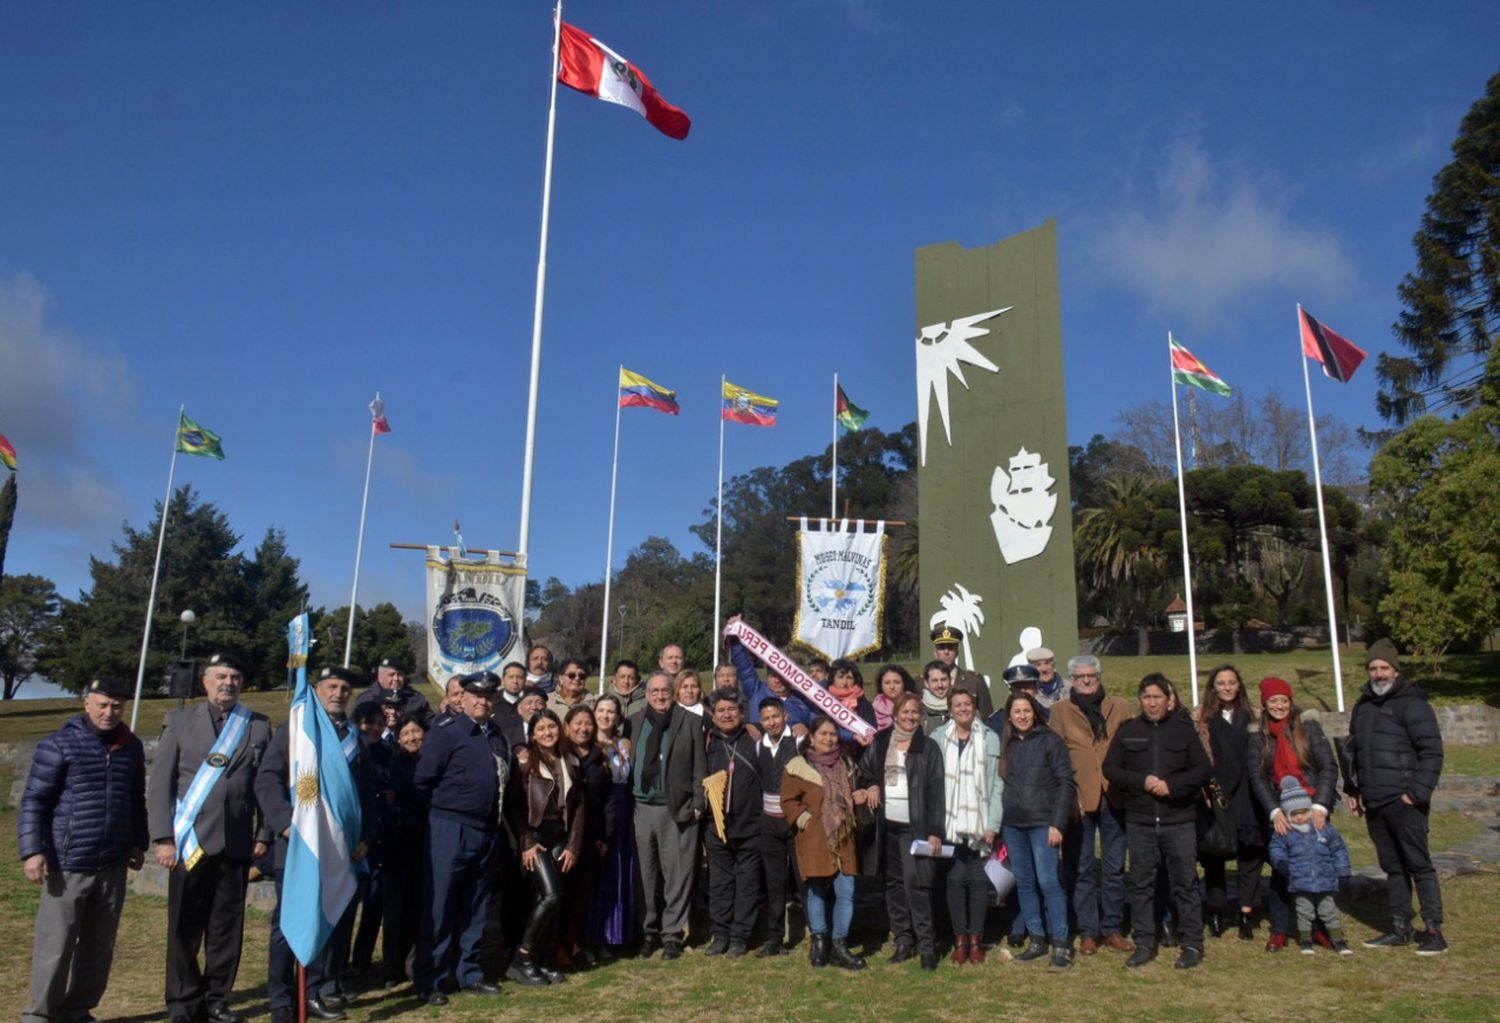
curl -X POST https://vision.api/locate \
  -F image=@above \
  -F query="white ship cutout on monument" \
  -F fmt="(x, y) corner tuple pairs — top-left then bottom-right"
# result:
(989, 447), (1057, 565)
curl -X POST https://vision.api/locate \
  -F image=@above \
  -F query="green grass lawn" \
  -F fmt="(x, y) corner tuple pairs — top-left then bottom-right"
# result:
(2, 746), (1498, 1023)
(1, 805), (1497, 1022)
(1446, 743), (1500, 778)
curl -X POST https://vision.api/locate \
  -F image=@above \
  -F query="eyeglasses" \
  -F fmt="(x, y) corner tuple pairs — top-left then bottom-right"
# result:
(564, 671), (587, 680)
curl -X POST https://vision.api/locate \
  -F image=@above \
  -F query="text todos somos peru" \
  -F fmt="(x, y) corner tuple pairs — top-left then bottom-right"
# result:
(722, 621), (875, 740)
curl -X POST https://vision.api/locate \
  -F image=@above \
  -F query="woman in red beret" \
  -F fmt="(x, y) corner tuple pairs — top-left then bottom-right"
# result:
(1244, 676), (1338, 952)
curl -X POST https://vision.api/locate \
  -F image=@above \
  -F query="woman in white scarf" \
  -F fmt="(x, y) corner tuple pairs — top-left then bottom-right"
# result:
(933, 687), (1003, 965)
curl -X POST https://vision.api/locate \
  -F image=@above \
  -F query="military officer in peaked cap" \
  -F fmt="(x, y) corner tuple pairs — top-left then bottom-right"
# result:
(256, 666), (374, 1023)
(148, 653), (272, 1023)
(354, 655), (431, 720)
(412, 671), (510, 1003)
(930, 624), (995, 718)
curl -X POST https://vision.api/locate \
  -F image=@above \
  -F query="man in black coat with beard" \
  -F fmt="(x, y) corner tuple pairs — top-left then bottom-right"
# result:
(1343, 638), (1446, 954)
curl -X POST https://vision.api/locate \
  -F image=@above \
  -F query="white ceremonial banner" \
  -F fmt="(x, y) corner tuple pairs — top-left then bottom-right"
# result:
(723, 620), (875, 741)
(425, 546), (527, 685)
(792, 518), (888, 661)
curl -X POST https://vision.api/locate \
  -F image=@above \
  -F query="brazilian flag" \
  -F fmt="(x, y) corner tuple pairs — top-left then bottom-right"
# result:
(176, 412), (225, 460)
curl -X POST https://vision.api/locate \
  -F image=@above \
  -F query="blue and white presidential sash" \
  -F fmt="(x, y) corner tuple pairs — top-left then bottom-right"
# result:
(172, 702), (253, 870)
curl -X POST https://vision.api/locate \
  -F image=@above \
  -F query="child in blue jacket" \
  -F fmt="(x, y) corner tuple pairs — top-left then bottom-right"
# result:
(1269, 777), (1353, 955)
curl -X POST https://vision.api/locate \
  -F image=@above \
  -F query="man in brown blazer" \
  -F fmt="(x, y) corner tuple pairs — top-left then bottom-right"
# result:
(1049, 654), (1133, 956)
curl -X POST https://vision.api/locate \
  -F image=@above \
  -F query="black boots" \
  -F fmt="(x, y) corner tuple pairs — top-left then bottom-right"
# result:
(1238, 910), (1255, 941)
(809, 934), (830, 968)
(829, 939), (866, 971)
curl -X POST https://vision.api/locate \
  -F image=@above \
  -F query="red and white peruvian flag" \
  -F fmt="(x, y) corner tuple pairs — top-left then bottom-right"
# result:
(369, 392), (391, 435)
(557, 21), (691, 140)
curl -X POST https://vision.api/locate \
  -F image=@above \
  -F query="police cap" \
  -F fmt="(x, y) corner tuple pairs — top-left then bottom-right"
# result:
(1002, 664), (1041, 688)
(930, 624), (963, 647)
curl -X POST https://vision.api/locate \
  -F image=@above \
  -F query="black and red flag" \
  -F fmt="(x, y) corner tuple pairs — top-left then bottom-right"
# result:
(1298, 306), (1367, 383)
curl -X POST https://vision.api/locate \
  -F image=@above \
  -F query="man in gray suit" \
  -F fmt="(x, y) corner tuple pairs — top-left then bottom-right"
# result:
(628, 671), (707, 960)
(148, 653), (271, 1023)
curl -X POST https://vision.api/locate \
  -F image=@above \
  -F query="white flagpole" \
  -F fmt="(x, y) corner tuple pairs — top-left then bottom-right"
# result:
(713, 375), (726, 667)
(1168, 336), (1201, 707)
(517, 2), (565, 562)
(1299, 305), (1346, 712)
(830, 372), (838, 519)
(343, 399), (379, 669)
(598, 367), (623, 693)
(130, 405), (184, 731)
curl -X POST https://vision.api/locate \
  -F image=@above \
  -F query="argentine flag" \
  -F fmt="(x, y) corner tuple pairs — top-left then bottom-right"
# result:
(281, 617), (362, 966)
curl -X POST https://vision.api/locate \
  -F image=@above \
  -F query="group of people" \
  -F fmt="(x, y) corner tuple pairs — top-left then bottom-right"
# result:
(17, 628), (1448, 1023)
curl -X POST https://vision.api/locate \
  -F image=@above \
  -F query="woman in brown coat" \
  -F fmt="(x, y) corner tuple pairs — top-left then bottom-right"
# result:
(781, 716), (868, 971)
(504, 709), (585, 986)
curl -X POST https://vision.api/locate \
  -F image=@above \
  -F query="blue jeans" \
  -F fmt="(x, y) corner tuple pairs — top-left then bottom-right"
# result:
(1062, 799), (1127, 939)
(804, 873), (855, 941)
(1003, 825), (1068, 945)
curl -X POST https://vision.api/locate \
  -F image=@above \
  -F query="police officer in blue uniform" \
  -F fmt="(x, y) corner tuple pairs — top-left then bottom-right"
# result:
(412, 671), (510, 1004)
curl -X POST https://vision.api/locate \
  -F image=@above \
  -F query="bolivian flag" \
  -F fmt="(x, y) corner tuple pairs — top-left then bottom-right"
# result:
(176, 412), (226, 460)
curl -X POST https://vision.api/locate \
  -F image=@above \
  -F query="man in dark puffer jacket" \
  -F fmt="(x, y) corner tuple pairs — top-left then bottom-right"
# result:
(1103, 673), (1211, 970)
(17, 676), (147, 1023)
(1343, 638), (1446, 955)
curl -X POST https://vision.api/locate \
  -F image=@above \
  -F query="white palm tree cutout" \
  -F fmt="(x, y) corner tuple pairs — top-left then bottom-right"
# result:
(930, 583), (985, 672)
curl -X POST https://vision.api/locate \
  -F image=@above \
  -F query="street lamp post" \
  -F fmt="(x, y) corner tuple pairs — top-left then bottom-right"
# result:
(180, 609), (196, 659)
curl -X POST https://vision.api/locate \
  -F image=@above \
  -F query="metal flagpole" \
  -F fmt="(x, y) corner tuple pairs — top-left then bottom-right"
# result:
(713, 375), (726, 667)
(131, 405), (184, 731)
(343, 398), (379, 668)
(1168, 336), (1201, 707)
(830, 372), (838, 519)
(598, 367), (623, 692)
(1299, 305), (1346, 712)
(517, 2), (565, 561)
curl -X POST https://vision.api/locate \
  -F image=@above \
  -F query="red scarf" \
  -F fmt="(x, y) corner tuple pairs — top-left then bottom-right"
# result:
(828, 681), (862, 711)
(1266, 717), (1308, 791)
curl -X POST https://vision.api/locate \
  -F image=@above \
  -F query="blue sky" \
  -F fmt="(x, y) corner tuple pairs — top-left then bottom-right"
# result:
(2, 2), (1496, 650)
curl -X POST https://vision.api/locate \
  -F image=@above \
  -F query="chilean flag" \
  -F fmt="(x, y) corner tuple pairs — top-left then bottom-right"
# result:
(1299, 306), (1367, 384)
(557, 21), (691, 140)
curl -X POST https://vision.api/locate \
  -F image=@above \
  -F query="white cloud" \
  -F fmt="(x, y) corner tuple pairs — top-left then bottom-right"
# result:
(1086, 139), (1356, 325)
(0, 270), (134, 456)
(0, 269), (132, 553)
(832, 0), (895, 34)
(1359, 112), (1446, 185)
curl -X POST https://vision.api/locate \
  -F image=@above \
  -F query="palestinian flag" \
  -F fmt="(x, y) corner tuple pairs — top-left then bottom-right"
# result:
(1299, 306), (1367, 383)
(176, 412), (225, 460)
(557, 21), (691, 140)
(836, 385), (869, 431)
(1169, 337), (1231, 396)
(0, 433), (15, 471)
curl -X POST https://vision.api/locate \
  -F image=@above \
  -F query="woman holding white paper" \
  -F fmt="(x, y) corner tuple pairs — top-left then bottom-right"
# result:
(858, 693), (945, 970)
(933, 687), (1003, 965)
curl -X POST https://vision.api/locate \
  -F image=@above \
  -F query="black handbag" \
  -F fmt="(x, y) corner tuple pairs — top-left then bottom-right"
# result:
(1196, 780), (1237, 859)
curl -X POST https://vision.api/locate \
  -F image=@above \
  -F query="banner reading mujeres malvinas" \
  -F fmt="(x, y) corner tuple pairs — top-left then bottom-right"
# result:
(425, 546), (526, 685)
(792, 518), (887, 661)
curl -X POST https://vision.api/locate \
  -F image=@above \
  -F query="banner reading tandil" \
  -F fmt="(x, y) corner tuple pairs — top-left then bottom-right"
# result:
(425, 547), (527, 685)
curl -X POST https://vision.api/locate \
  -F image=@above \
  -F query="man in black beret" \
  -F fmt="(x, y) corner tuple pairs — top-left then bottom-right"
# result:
(930, 624), (994, 718)
(147, 653), (271, 1023)
(19, 676), (147, 1023)
(353, 656), (431, 720)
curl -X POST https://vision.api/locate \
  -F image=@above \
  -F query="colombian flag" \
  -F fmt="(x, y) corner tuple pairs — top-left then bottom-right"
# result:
(619, 368), (679, 415)
(722, 380), (778, 427)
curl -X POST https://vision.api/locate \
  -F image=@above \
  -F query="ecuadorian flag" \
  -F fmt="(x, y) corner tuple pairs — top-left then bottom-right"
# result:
(281, 625), (362, 966)
(619, 368), (679, 415)
(722, 380), (778, 427)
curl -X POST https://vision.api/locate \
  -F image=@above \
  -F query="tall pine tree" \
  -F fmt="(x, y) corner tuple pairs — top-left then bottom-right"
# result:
(1377, 71), (1500, 428)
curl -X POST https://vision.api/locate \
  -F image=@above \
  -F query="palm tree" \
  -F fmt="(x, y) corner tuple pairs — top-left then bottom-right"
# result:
(931, 584), (985, 670)
(1074, 476), (1168, 655)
